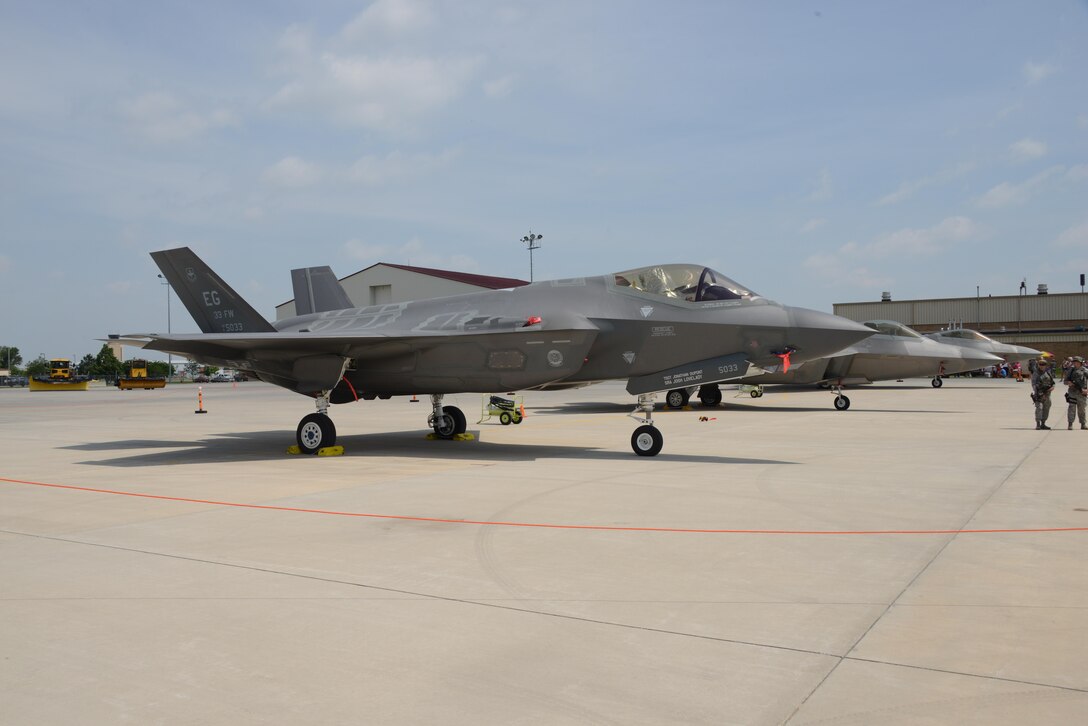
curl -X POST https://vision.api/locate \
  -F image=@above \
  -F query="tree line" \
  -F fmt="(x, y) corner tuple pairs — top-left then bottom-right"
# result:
(1, 344), (216, 380)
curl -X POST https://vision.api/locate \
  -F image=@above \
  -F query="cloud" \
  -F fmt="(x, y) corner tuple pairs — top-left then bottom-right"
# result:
(1009, 138), (1046, 162)
(262, 156), (322, 188)
(483, 75), (516, 98)
(1053, 221), (1088, 248)
(865, 216), (978, 257)
(267, 10), (482, 132)
(341, 0), (434, 39)
(800, 218), (826, 233)
(120, 92), (238, 142)
(807, 169), (832, 202)
(343, 239), (390, 261)
(975, 166), (1063, 208)
(343, 237), (478, 272)
(1067, 164), (1088, 182)
(803, 252), (892, 289)
(345, 149), (458, 185)
(876, 161), (974, 206)
(1023, 61), (1057, 85)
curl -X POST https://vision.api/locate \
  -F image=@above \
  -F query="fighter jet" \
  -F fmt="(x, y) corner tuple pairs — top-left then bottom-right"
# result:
(124, 250), (873, 456)
(672, 319), (1001, 411)
(924, 328), (1040, 364)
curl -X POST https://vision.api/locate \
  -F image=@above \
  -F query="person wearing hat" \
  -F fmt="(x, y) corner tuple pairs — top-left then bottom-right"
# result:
(1031, 357), (1056, 430)
(1065, 356), (1088, 430)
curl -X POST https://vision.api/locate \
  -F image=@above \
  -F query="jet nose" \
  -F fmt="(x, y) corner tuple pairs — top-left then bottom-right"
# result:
(785, 307), (874, 360)
(958, 350), (1004, 372)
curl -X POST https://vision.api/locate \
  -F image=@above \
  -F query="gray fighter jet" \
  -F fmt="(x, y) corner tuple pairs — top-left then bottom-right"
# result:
(673, 319), (1001, 411)
(124, 250), (873, 456)
(924, 328), (1040, 364)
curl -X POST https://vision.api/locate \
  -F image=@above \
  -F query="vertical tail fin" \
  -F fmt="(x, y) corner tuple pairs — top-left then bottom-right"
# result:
(290, 266), (354, 316)
(151, 247), (275, 334)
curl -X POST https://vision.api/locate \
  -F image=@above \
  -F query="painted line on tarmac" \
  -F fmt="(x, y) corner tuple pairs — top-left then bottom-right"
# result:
(2, 475), (1086, 536)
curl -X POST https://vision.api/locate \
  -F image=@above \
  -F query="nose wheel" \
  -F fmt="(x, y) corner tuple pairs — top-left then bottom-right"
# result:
(629, 393), (663, 456)
(297, 392), (337, 454)
(931, 376), (943, 388)
(428, 394), (467, 439)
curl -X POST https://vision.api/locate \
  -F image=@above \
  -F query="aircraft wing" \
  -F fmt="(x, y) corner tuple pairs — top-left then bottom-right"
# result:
(120, 326), (599, 394)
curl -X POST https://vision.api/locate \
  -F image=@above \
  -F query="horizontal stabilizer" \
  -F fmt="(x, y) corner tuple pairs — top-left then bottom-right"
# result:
(291, 266), (354, 316)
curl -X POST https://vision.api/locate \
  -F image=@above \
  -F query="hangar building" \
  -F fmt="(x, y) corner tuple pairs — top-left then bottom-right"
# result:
(834, 287), (1088, 360)
(275, 263), (529, 320)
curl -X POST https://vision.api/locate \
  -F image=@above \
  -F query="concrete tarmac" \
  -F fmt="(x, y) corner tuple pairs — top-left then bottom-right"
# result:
(1, 378), (1085, 724)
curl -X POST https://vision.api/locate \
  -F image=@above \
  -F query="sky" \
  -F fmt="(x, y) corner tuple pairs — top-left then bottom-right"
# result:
(1, 1), (1086, 362)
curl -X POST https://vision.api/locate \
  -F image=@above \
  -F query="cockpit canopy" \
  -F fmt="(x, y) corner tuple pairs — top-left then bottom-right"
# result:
(863, 320), (923, 338)
(613, 264), (756, 302)
(939, 329), (992, 342)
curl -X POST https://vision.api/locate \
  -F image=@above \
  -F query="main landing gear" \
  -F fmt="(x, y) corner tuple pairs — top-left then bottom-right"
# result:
(931, 376), (943, 388)
(629, 393), (663, 456)
(296, 392), (337, 454)
(428, 394), (467, 439)
(665, 388), (690, 409)
(697, 384), (722, 408)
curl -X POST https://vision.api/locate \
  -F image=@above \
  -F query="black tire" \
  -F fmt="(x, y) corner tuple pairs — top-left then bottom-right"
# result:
(433, 405), (467, 438)
(665, 389), (687, 409)
(499, 411), (512, 425)
(631, 425), (663, 457)
(512, 414), (522, 424)
(834, 395), (851, 411)
(749, 389), (759, 398)
(297, 413), (336, 454)
(698, 386), (722, 407)
(932, 377), (943, 388)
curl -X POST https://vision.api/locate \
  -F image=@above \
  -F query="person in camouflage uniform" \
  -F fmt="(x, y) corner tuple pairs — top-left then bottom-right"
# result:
(1031, 358), (1055, 430)
(1065, 356), (1087, 430)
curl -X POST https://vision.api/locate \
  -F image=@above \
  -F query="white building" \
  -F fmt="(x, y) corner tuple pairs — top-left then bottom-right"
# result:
(275, 263), (530, 320)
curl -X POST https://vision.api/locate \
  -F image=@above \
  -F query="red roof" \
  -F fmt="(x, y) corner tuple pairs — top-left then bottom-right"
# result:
(358, 263), (530, 290)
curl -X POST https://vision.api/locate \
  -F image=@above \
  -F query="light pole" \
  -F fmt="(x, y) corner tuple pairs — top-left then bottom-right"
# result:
(158, 274), (172, 380)
(520, 231), (543, 282)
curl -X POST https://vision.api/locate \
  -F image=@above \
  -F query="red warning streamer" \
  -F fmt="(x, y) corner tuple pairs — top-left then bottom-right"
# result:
(1, 476), (1086, 536)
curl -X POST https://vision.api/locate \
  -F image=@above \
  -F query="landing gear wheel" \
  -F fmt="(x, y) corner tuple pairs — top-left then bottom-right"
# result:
(834, 395), (851, 411)
(631, 425), (663, 457)
(665, 389), (688, 409)
(297, 413), (336, 454)
(698, 386), (722, 407)
(750, 389), (760, 398)
(433, 405), (467, 438)
(499, 412), (512, 425)
(932, 377), (943, 388)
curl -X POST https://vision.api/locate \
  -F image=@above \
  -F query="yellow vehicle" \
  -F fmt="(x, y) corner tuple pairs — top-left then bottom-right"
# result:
(117, 359), (167, 390)
(29, 358), (91, 391)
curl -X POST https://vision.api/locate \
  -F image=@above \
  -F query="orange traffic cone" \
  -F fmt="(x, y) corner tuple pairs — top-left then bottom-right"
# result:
(195, 386), (208, 414)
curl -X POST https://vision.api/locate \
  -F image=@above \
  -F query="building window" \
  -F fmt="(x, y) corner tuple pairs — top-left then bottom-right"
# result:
(370, 284), (392, 305)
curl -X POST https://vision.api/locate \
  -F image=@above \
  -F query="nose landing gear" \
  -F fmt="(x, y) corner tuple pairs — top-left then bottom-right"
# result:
(629, 393), (663, 456)
(296, 392), (337, 454)
(428, 394), (467, 439)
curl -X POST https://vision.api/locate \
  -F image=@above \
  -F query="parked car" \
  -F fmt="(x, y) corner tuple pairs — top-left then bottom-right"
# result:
(2, 375), (28, 387)
(193, 374), (210, 383)
(211, 372), (234, 382)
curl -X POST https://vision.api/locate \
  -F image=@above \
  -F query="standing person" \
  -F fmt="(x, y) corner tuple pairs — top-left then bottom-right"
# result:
(1065, 356), (1088, 430)
(1031, 358), (1056, 430)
